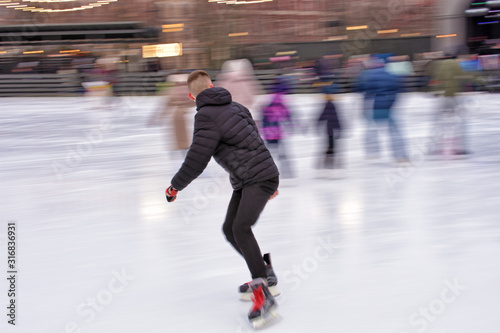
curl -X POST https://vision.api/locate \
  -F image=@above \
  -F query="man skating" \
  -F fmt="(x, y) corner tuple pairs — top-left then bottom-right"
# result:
(165, 70), (280, 328)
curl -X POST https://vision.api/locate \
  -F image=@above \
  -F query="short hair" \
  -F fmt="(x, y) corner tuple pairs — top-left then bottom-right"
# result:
(187, 70), (212, 98)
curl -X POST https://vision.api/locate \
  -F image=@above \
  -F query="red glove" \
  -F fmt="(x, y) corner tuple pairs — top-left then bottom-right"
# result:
(269, 190), (279, 201)
(165, 185), (178, 202)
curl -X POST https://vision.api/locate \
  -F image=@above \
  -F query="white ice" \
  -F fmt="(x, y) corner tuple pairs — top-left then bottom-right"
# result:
(1, 92), (499, 333)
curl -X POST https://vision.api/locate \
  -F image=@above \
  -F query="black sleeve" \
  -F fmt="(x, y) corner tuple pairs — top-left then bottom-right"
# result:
(170, 112), (222, 191)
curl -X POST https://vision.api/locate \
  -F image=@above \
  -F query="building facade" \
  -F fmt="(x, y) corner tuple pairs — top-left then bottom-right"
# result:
(0, 0), (473, 69)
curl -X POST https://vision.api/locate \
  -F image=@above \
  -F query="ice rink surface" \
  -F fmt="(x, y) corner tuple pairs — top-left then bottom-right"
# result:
(1, 92), (499, 333)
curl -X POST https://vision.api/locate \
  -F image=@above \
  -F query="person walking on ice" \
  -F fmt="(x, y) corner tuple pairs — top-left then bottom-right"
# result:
(164, 70), (281, 328)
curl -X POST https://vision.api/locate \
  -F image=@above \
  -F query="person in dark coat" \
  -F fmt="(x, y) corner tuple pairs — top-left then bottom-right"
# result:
(164, 70), (280, 327)
(317, 84), (342, 170)
(357, 58), (409, 163)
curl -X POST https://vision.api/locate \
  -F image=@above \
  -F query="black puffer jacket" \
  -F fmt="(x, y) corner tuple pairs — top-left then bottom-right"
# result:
(171, 87), (279, 191)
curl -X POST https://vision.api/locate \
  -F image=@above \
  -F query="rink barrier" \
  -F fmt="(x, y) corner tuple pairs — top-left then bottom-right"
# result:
(0, 73), (83, 96)
(0, 69), (493, 96)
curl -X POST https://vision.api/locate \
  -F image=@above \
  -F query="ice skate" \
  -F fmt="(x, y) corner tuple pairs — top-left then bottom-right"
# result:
(247, 278), (280, 329)
(239, 253), (280, 301)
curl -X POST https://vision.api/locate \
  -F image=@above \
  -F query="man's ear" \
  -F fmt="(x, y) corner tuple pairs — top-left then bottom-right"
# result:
(188, 93), (195, 101)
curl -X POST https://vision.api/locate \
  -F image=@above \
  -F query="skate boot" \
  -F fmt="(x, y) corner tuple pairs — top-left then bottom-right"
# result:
(248, 278), (280, 329)
(239, 253), (280, 301)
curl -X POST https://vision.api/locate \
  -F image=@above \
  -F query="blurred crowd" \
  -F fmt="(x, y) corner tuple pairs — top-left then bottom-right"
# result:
(1, 46), (498, 100)
(149, 52), (494, 179)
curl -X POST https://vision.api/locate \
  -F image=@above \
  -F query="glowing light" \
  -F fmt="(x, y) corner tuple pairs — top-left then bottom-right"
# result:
(486, 1), (500, 7)
(23, 50), (44, 54)
(324, 35), (348, 41)
(212, 0), (273, 4)
(163, 28), (184, 32)
(465, 8), (489, 16)
(478, 20), (499, 24)
(275, 51), (297, 56)
(162, 24), (184, 33)
(3, 0), (118, 12)
(59, 49), (80, 53)
(162, 23), (184, 29)
(229, 0), (272, 4)
(436, 34), (457, 38)
(228, 32), (249, 37)
(142, 43), (182, 58)
(22, 0), (78, 2)
(377, 29), (398, 34)
(346, 25), (368, 30)
(401, 33), (421, 37)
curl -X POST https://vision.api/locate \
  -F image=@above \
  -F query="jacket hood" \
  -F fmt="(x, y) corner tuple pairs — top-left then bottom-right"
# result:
(196, 87), (232, 110)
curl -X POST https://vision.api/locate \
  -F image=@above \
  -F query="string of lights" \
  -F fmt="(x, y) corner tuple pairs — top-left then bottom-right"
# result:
(207, 0), (273, 4)
(0, 0), (117, 12)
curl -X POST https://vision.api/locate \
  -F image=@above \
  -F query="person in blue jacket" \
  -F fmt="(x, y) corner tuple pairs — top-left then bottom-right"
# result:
(356, 57), (409, 163)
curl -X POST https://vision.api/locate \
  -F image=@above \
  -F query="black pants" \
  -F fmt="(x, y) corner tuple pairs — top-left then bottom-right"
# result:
(327, 135), (335, 154)
(319, 135), (335, 169)
(222, 177), (279, 279)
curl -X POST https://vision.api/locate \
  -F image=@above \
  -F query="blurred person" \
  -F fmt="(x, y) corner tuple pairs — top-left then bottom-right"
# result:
(458, 54), (482, 73)
(314, 54), (341, 83)
(96, 56), (120, 94)
(386, 56), (415, 93)
(343, 55), (371, 80)
(386, 55), (415, 76)
(316, 83), (343, 175)
(357, 57), (409, 164)
(147, 74), (192, 159)
(261, 90), (295, 179)
(272, 73), (295, 95)
(83, 56), (119, 109)
(164, 70), (281, 329)
(412, 55), (435, 92)
(215, 59), (263, 113)
(428, 53), (485, 156)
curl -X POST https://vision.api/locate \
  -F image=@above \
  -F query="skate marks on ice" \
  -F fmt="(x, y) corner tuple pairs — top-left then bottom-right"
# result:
(237, 307), (282, 331)
(250, 309), (282, 331)
(235, 235), (340, 331)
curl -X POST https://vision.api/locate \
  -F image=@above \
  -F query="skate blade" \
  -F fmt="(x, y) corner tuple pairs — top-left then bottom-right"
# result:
(250, 308), (281, 330)
(239, 286), (281, 302)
